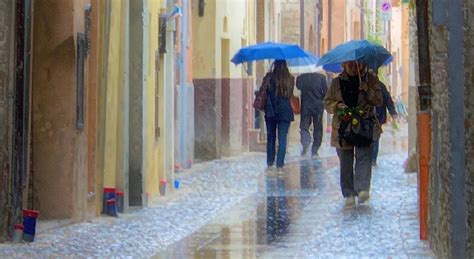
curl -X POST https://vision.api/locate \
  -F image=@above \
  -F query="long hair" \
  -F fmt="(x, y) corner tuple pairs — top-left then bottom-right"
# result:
(271, 60), (294, 98)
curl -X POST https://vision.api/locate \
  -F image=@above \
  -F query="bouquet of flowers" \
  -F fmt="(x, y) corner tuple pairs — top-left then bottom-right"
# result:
(337, 106), (365, 125)
(337, 105), (374, 147)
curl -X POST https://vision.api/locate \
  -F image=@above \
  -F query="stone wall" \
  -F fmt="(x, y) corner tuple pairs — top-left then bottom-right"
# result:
(0, 0), (14, 241)
(465, 1), (474, 257)
(428, 0), (474, 257)
(428, 16), (451, 257)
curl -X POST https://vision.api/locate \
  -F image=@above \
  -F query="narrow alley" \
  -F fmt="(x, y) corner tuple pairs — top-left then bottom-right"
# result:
(0, 124), (434, 258)
(1, 0), (473, 258)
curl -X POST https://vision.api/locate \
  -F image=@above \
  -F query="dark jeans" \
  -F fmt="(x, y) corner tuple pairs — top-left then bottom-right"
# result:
(372, 139), (380, 163)
(266, 119), (291, 168)
(336, 146), (372, 197)
(300, 110), (323, 155)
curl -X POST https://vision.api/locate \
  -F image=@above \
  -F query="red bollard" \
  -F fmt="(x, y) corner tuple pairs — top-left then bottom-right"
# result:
(160, 179), (167, 196)
(22, 210), (39, 242)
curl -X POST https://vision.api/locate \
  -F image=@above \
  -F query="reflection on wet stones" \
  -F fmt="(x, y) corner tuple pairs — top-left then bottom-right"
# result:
(158, 147), (434, 258)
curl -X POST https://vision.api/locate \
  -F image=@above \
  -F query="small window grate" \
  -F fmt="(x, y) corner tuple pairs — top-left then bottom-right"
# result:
(76, 32), (86, 129)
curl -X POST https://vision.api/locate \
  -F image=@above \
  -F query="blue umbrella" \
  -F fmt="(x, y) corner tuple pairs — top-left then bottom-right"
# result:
(286, 50), (322, 73)
(231, 42), (314, 65)
(317, 40), (392, 72)
(286, 50), (320, 67)
(323, 55), (393, 73)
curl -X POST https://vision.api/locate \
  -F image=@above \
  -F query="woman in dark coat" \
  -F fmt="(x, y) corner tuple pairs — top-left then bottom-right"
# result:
(324, 61), (383, 208)
(263, 60), (295, 170)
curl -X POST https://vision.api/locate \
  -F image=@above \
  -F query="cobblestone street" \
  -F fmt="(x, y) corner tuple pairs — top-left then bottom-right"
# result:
(0, 124), (435, 258)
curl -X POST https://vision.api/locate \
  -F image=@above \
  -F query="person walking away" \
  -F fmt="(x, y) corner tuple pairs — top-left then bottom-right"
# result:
(263, 60), (295, 171)
(324, 61), (383, 208)
(372, 79), (397, 166)
(296, 72), (328, 157)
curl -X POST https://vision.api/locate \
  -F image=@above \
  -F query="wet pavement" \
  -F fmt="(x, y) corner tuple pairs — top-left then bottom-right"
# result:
(156, 156), (434, 258)
(0, 123), (435, 258)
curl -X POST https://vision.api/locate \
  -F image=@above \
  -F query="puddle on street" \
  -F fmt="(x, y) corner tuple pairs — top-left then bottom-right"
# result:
(155, 135), (410, 259)
(155, 158), (336, 259)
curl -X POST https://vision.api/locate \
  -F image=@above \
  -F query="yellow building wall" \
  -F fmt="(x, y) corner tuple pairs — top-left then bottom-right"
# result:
(143, 0), (163, 199)
(193, 0), (216, 79)
(103, 0), (125, 188)
(215, 0), (254, 79)
(97, 0), (166, 209)
(191, 0), (258, 79)
(95, 0), (106, 215)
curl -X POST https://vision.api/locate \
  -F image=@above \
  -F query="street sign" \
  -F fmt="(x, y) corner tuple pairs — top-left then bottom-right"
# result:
(380, 0), (392, 21)
(381, 1), (392, 12)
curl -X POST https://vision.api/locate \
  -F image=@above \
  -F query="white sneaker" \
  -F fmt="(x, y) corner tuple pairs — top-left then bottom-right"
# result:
(358, 191), (370, 204)
(276, 167), (285, 176)
(344, 196), (356, 209)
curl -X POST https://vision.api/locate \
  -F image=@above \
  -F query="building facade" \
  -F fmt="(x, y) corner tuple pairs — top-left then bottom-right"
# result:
(0, 0), (182, 240)
(193, 0), (257, 160)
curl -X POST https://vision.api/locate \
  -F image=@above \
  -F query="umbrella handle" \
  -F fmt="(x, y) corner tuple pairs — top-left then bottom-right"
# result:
(356, 62), (362, 83)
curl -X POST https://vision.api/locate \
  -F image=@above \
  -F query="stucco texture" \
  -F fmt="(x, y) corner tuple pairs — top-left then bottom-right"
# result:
(428, 0), (474, 257)
(31, 0), (86, 219)
(0, 0), (14, 240)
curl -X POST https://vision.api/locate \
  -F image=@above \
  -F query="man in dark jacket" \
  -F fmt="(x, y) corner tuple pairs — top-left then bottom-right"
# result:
(372, 81), (398, 166)
(296, 72), (328, 156)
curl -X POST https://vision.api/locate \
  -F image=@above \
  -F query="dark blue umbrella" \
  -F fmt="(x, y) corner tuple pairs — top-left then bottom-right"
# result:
(231, 42), (314, 65)
(323, 55), (393, 73)
(317, 40), (392, 72)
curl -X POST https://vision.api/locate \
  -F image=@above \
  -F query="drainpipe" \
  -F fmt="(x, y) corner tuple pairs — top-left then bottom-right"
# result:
(415, 0), (432, 241)
(12, 0), (32, 234)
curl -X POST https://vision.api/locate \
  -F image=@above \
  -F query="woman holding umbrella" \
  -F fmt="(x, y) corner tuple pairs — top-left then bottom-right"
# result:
(230, 42), (318, 170)
(263, 60), (295, 171)
(324, 61), (383, 208)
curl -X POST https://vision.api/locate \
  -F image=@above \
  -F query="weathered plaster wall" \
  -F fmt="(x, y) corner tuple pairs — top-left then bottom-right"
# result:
(304, 1), (317, 52)
(215, 0), (250, 79)
(221, 79), (245, 156)
(193, 0), (254, 159)
(217, 0), (254, 155)
(281, 0), (300, 44)
(280, 0), (316, 49)
(143, 0), (162, 199)
(129, 0), (144, 206)
(0, 0), (15, 239)
(428, 13), (451, 257)
(194, 79), (222, 160)
(102, 0), (124, 189)
(330, 0), (346, 48)
(87, 0), (100, 218)
(192, 0), (216, 79)
(428, 0), (473, 257)
(31, 0), (89, 219)
(192, 0), (220, 160)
